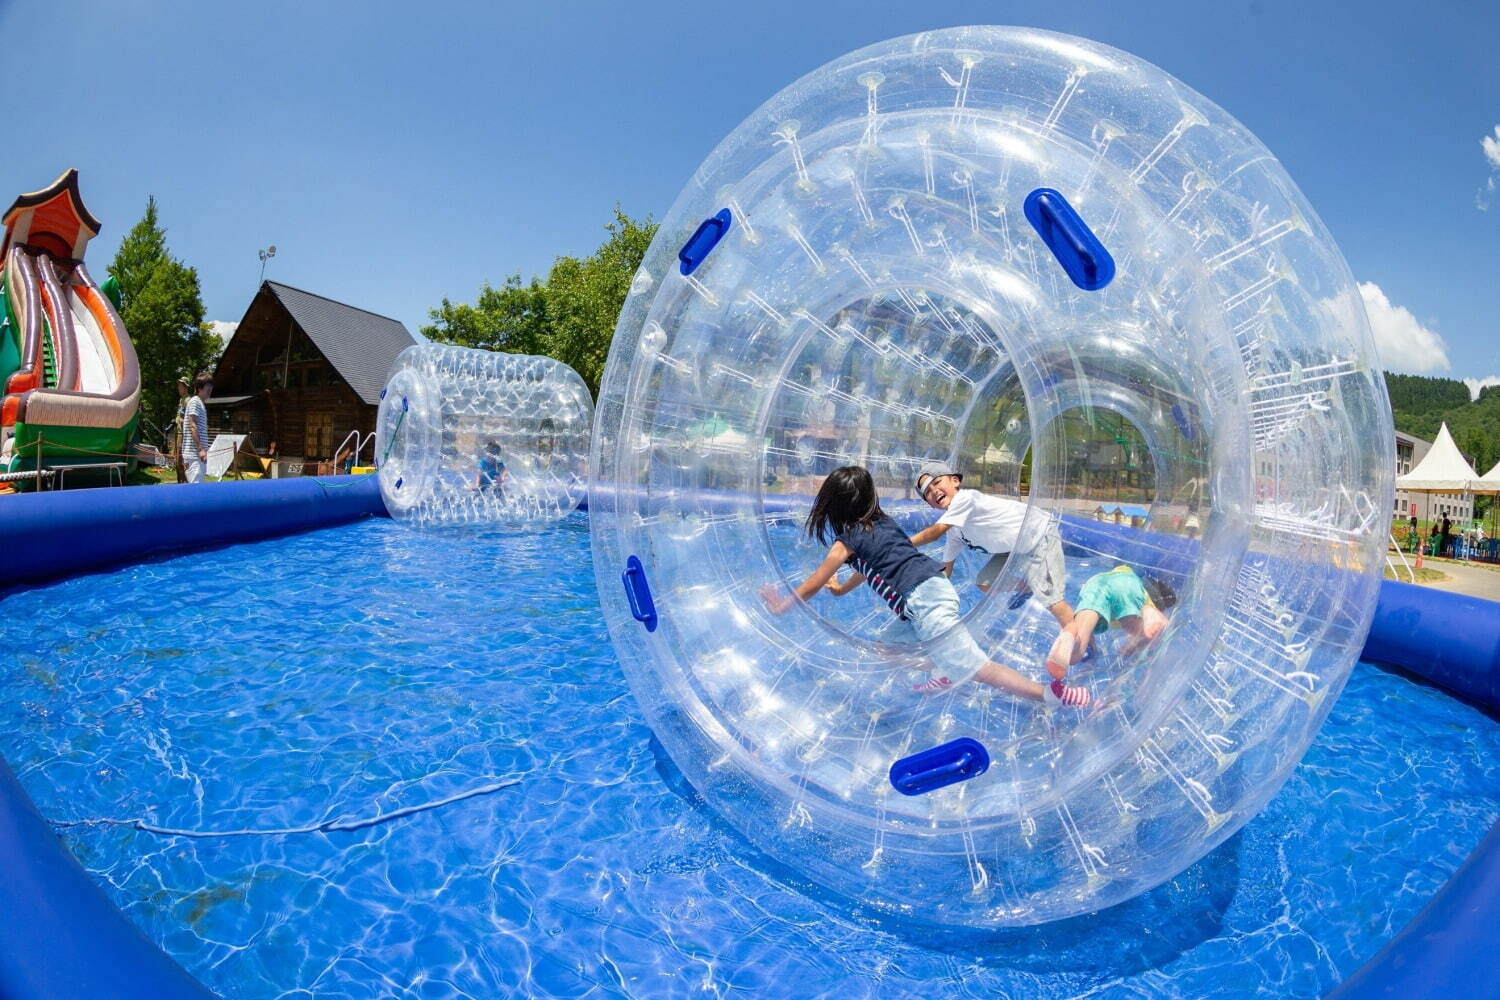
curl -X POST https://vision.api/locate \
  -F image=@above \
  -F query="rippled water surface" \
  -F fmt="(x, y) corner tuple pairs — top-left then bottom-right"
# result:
(1, 514), (1496, 999)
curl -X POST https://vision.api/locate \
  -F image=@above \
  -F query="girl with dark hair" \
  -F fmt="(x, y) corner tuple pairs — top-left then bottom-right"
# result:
(762, 467), (1089, 706)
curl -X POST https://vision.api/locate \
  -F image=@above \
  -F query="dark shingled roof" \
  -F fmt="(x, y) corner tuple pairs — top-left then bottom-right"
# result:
(262, 281), (417, 405)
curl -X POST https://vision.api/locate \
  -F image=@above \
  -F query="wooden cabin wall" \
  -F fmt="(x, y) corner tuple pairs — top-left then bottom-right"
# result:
(210, 384), (376, 460)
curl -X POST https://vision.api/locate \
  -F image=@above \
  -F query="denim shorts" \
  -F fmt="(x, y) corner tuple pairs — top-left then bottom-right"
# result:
(895, 575), (990, 685)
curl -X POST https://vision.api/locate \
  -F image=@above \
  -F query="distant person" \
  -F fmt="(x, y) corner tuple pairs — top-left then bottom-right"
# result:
(1440, 514), (1452, 558)
(182, 373), (212, 484)
(1408, 513), (1419, 553)
(333, 443), (355, 475)
(172, 377), (191, 483)
(1183, 507), (1202, 540)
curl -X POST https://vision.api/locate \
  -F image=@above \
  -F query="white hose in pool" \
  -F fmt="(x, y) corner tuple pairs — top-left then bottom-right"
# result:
(589, 26), (1393, 926)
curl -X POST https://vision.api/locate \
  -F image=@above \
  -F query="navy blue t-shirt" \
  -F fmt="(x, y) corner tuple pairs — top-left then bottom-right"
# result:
(836, 514), (944, 618)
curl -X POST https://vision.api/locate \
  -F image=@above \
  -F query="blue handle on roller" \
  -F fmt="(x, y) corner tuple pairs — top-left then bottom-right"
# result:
(622, 555), (658, 632)
(1024, 188), (1115, 291)
(890, 737), (991, 795)
(678, 209), (732, 276)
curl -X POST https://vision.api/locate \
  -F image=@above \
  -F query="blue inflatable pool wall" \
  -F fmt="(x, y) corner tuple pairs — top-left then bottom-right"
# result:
(0, 480), (1495, 999)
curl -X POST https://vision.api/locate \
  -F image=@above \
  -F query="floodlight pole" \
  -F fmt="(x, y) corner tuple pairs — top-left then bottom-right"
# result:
(258, 245), (277, 285)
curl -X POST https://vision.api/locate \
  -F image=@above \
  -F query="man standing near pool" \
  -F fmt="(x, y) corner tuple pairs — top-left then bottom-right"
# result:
(182, 372), (212, 484)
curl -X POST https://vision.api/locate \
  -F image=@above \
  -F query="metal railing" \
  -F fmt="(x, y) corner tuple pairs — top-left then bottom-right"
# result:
(332, 429), (376, 471)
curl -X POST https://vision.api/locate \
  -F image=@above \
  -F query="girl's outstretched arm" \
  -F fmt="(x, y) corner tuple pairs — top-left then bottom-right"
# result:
(762, 542), (851, 614)
(826, 570), (865, 596)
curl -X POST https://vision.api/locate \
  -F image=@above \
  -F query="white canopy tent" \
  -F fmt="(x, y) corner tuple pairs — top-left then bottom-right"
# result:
(1472, 459), (1500, 551)
(1391, 423), (1479, 565)
(1395, 423), (1479, 493)
(1475, 459), (1500, 494)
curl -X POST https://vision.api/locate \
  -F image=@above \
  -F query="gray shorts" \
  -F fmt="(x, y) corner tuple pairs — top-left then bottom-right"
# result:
(976, 534), (1067, 607)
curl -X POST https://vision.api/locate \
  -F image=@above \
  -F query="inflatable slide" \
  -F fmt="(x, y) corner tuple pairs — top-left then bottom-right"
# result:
(0, 170), (139, 488)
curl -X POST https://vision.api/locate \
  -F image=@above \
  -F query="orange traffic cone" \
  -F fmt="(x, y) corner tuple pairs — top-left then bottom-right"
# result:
(1415, 549), (1424, 570)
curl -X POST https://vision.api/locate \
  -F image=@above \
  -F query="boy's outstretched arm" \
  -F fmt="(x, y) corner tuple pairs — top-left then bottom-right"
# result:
(762, 542), (852, 614)
(909, 522), (951, 548)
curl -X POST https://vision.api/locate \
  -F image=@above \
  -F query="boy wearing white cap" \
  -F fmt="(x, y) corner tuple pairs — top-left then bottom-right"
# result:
(910, 461), (1074, 627)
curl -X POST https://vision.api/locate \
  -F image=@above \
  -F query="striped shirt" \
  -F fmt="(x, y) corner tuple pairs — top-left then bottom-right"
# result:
(183, 395), (208, 458)
(837, 515), (944, 619)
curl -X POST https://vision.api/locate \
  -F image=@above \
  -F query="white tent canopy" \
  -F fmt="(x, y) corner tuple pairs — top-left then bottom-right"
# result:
(1395, 423), (1479, 493)
(1473, 459), (1500, 497)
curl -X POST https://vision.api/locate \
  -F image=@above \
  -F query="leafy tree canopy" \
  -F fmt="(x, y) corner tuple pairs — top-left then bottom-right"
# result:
(421, 207), (656, 396)
(1384, 372), (1471, 417)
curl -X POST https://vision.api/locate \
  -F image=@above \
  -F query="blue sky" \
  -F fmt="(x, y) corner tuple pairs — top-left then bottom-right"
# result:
(2, 0), (1496, 392)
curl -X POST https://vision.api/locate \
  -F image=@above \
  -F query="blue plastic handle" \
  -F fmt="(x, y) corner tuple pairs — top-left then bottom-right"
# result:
(678, 209), (732, 276)
(1023, 188), (1115, 291)
(889, 737), (991, 796)
(621, 555), (658, 632)
(1171, 403), (1195, 441)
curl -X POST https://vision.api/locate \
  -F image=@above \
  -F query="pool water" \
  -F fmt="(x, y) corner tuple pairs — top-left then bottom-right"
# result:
(1, 515), (1496, 999)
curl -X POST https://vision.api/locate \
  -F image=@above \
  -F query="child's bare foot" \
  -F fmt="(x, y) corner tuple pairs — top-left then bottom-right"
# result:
(1046, 632), (1077, 679)
(1042, 679), (1090, 708)
(1142, 604), (1169, 640)
(913, 674), (955, 695)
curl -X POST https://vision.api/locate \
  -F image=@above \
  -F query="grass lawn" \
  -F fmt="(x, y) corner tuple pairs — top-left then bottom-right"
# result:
(1384, 564), (1448, 583)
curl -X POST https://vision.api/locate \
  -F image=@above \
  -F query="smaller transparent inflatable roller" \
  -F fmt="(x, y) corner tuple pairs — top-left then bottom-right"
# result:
(376, 344), (592, 527)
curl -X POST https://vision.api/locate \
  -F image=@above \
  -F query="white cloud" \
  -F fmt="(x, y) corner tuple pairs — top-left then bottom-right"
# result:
(1479, 125), (1500, 211)
(1463, 376), (1500, 401)
(1359, 282), (1450, 373)
(207, 320), (238, 343)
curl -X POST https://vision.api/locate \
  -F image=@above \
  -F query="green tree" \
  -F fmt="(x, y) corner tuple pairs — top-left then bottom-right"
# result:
(192, 322), (225, 381)
(421, 274), (550, 355)
(107, 197), (210, 439)
(1384, 372), (1471, 417)
(544, 209), (657, 394)
(1460, 425), (1490, 479)
(422, 207), (656, 396)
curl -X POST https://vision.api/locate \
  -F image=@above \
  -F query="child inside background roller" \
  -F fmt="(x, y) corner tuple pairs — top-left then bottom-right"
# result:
(760, 465), (1089, 707)
(1045, 565), (1175, 680)
(909, 461), (1075, 627)
(477, 441), (508, 497)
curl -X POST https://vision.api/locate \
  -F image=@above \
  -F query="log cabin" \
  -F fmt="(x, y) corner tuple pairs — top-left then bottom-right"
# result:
(208, 281), (416, 472)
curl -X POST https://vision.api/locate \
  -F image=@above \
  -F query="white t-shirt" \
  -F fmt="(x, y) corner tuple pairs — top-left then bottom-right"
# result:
(938, 488), (1036, 564)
